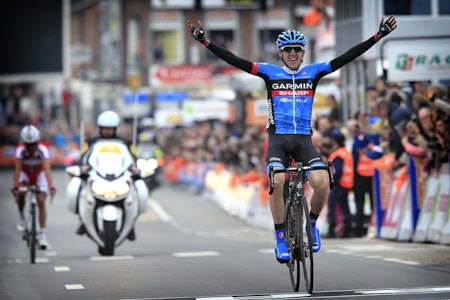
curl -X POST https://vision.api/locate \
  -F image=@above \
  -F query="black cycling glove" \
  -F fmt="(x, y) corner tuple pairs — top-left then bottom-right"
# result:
(188, 20), (210, 46)
(191, 26), (205, 43)
(375, 16), (397, 41)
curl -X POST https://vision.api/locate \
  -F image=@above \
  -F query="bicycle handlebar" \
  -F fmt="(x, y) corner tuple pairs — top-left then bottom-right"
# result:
(15, 185), (55, 203)
(268, 162), (335, 195)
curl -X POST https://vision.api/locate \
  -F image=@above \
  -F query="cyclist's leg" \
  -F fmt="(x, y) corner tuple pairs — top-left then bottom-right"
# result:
(36, 172), (50, 249)
(266, 134), (290, 262)
(15, 172), (29, 230)
(294, 136), (329, 252)
(305, 168), (328, 252)
(36, 172), (49, 230)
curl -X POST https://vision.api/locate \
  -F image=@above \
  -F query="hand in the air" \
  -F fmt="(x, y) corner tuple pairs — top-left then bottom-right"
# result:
(378, 15), (397, 39)
(187, 20), (205, 43)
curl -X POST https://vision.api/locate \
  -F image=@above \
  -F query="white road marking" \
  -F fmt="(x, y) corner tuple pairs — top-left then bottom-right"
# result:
(196, 287), (450, 299)
(173, 251), (220, 258)
(13, 258), (22, 264)
(197, 293), (309, 299)
(45, 250), (58, 256)
(90, 255), (134, 261)
(54, 266), (71, 272)
(258, 248), (274, 254)
(148, 199), (171, 222)
(326, 248), (421, 265)
(383, 257), (419, 265)
(65, 284), (85, 290)
(35, 257), (49, 263)
(361, 286), (450, 295)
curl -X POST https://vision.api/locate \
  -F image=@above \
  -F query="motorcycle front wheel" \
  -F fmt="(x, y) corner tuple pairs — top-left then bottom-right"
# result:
(98, 221), (116, 256)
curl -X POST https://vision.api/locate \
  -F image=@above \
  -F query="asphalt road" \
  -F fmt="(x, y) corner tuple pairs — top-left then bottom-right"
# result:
(0, 169), (449, 300)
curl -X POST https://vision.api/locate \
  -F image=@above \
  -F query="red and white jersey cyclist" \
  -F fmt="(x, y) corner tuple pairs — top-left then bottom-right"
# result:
(11, 125), (56, 250)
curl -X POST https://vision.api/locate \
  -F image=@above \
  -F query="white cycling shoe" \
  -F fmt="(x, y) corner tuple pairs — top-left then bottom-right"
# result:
(17, 221), (25, 232)
(38, 233), (49, 250)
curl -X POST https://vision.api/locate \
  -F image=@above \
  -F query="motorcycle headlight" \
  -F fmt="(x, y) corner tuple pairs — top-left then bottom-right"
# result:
(115, 181), (130, 196)
(137, 158), (158, 171)
(91, 181), (130, 199)
(148, 158), (158, 170)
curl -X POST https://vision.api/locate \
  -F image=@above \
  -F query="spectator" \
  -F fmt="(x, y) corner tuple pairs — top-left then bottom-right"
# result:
(351, 114), (383, 237)
(61, 81), (72, 126)
(326, 129), (354, 238)
(316, 115), (335, 137)
(376, 98), (412, 129)
(327, 94), (341, 127)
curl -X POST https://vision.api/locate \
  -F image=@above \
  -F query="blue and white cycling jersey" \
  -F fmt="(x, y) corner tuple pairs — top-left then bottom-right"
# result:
(205, 33), (378, 135)
(252, 62), (333, 135)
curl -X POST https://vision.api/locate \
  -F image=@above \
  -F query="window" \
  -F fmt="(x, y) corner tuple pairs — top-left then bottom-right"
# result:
(384, 0), (431, 15)
(335, 0), (361, 21)
(439, 0), (450, 14)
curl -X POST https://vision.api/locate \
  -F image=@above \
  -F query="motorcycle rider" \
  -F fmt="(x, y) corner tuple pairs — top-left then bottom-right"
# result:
(11, 125), (56, 250)
(76, 110), (139, 240)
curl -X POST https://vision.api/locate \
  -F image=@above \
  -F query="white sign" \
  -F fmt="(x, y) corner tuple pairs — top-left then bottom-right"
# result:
(71, 43), (92, 64)
(182, 100), (231, 123)
(385, 38), (450, 81)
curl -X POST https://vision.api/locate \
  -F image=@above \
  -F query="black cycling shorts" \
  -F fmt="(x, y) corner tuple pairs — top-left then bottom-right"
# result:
(265, 133), (325, 172)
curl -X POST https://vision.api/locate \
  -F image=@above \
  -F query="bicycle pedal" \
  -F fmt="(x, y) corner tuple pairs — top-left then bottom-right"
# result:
(277, 257), (290, 264)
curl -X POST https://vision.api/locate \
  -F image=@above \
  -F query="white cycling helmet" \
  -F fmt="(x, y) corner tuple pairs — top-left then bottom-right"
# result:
(20, 125), (41, 144)
(97, 110), (121, 128)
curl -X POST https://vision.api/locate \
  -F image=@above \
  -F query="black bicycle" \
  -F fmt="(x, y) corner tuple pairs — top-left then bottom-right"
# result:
(16, 185), (54, 263)
(269, 156), (334, 293)
(16, 185), (40, 263)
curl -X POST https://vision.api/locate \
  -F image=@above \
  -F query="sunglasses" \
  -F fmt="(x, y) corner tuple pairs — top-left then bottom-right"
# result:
(281, 46), (304, 53)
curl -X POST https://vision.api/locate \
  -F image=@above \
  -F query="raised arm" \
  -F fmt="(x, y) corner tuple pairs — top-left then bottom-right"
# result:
(187, 20), (254, 73)
(330, 16), (397, 71)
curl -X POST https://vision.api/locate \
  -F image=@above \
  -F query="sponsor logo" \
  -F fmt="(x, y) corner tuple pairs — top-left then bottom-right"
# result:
(272, 82), (313, 90)
(395, 53), (450, 71)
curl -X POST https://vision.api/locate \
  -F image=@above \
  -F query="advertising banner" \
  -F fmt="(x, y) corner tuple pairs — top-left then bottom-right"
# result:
(380, 166), (410, 240)
(385, 38), (450, 82)
(413, 173), (440, 242)
(427, 163), (450, 244)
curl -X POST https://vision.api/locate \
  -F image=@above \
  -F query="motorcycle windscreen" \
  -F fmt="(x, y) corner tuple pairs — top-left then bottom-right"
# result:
(88, 141), (133, 177)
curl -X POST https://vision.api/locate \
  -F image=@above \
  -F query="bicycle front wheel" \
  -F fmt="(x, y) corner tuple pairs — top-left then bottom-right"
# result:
(29, 203), (37, 264)
(299, 196), (314, 293)
(285, 200), (301, 292)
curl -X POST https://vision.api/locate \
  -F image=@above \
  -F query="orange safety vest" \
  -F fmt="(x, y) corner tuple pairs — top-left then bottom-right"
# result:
(356, 151), (375, 177)
(329, 146), (354, 189)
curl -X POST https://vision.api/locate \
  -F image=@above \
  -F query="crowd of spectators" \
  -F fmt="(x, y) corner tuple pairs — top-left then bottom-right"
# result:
(348, 79), (450, 175)
(1, 79), (449, 180)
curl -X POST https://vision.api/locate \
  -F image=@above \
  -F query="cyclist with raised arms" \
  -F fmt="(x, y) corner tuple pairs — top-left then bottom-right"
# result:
(187, 16), (397, 263)
(11, 125), (56, 250)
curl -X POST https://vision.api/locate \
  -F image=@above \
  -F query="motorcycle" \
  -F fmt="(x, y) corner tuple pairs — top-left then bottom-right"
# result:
(136, 143), (164, 194)
(65, 140), (153, 256)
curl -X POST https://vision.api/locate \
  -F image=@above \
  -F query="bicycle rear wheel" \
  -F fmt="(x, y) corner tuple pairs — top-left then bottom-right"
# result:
(299, 196), (314, 293)
(29, 203), (37, 264)
(285, 200), (301, 292)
